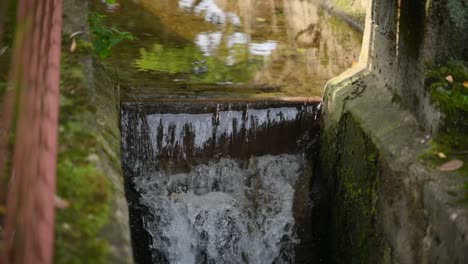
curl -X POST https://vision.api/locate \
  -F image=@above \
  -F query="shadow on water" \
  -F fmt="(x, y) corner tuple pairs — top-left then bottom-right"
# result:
(91, 0), (363, 263)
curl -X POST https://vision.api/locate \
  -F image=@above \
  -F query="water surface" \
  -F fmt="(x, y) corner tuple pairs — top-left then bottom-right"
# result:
(92, 0), (362, 99)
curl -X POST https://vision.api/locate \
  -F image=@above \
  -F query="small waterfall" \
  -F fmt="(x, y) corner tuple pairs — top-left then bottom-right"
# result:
(134, 155), (302, 264)
(146, 107), (307, 157)
(122, 102), (320, 168)
(121, 101), (321, 264)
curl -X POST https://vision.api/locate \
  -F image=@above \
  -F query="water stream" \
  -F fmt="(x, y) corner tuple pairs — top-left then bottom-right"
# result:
(122, 102), (320, 263)
(106, 0), (362, 263)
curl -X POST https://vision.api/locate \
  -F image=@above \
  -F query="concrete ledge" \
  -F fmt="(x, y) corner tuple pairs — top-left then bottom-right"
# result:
(321, 72), (468, 263)
(62, 0), (133, 263)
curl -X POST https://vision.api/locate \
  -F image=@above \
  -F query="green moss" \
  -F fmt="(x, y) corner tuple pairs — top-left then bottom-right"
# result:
(326, 114), (381, 264)
(423, 61), (468, 198)
(420, 140), (468, 201)
(54, 47), (112, 262)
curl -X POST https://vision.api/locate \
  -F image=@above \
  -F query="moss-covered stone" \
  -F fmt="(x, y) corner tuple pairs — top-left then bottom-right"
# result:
(326, 114), (382, 264)
(54, 44), (113, 263)
(426, 61), (468, 142)
(424, 61), (468, 197)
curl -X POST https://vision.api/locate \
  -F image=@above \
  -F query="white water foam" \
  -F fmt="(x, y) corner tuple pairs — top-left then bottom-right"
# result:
(134, 155), (302, 264)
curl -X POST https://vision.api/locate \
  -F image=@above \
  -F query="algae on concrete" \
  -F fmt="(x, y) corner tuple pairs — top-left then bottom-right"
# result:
(421, 61), (468, 198)
(55, 38), (113, 263)
(320, 68), (468, 263)
(55, 0), (134, 263)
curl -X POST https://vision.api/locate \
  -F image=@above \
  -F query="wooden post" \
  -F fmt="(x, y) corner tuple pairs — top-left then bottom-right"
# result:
(1, 0), (63, 263)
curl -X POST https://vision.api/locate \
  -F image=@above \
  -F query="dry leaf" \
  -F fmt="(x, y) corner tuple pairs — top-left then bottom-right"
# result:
(69, 31), (84, 39)
(55, 195), (70, 209)
(437, 159), (463, 171)
(437, 152), (447, 159)
(256, 17), (266, 22)
(463, 81), (468, 88)
(445, 75), (454, 83)
(70, 38), (77, 53)
(0, 46), (7, 57)
(0, 205), (6, 215)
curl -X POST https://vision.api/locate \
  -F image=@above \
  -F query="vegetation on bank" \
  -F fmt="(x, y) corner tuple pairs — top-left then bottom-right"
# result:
(54, 41), (112, 263)
(423, 61), (468, 199)
(89, 12), (135, 59)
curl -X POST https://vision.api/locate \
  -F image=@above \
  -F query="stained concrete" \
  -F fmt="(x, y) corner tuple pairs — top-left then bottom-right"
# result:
(320, 0), (468, 263)
(63, 0), (134, 263)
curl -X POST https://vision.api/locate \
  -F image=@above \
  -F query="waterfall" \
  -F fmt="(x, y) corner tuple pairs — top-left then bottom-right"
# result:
(134, 155), (303, 264)
(121, 101), (321, 263)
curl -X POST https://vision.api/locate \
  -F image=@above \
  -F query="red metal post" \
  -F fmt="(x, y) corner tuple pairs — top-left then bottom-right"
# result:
(1, 0), (63, 263)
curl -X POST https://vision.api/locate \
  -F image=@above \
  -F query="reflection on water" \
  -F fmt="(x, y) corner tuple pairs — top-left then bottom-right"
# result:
(93, 0), (362, 97)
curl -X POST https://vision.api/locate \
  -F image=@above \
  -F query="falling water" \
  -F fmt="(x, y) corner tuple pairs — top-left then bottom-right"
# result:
(134, 155), (303, 264)
(122, 101), (321, 263)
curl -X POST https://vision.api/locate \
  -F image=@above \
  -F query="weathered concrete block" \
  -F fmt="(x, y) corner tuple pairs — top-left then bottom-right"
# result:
(321, 71), (468, 263)
(320, 0), (468, 262)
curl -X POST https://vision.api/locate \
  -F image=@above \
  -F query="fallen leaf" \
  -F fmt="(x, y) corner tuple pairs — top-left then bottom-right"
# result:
(437, 159), (463, 171)
(55, 195), (70, 209)
(0, 205), (5, 215)
(437, 152), (447, 159)
(69, 31), (85, 39)
(463, 81), (468, 88)
(445, 75), (454, 83)
(0, 46), (7, 57)
(70, 38), (77, 53)
(256, 17), (266, 22)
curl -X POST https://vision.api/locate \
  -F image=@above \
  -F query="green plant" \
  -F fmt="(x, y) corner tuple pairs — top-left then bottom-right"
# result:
(89, 12), (135, 59)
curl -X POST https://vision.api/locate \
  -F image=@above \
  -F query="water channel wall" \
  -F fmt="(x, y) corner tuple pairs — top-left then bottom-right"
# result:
(62, 0), (133, 262)
(320, 0), (468, 263)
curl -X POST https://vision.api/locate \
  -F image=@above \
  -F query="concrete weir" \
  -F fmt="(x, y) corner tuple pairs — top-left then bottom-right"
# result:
(319, 0), (468, 263)
(121, 98), (323, 263)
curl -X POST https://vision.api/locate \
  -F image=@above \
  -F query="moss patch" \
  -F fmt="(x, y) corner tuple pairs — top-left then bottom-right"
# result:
(54, 41), (112, 263)
(427, 61), (468, 138)
(423, 61), (468, 198)
(325, 114), (382, 264)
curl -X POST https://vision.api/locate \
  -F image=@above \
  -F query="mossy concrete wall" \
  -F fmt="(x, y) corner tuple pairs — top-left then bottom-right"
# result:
(60, 0), (133, 262)
(321, 71), (468, 263)
(320, 0), (468, 263)
(361, 0), (468, 133)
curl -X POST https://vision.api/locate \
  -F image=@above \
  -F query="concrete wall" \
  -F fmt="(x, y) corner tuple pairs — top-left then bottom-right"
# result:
(320, 0), (468, 263)
(362, 0), (468, 132)
(62, 0), (133, 262)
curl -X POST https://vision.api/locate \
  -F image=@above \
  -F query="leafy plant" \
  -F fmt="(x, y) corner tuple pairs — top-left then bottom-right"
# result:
(89, 12), (135, 59)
